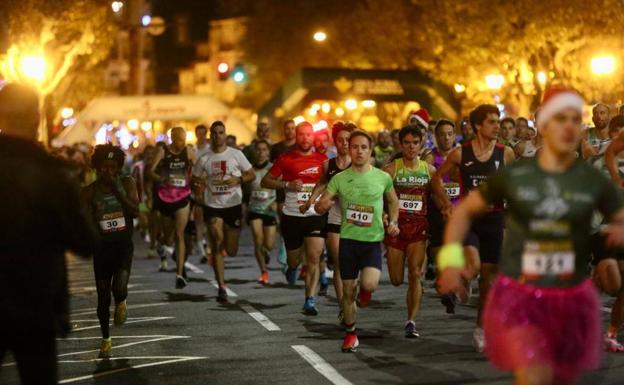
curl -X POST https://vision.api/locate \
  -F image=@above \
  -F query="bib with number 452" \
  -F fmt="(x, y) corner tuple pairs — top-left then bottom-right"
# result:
(521, 240), (575, 281)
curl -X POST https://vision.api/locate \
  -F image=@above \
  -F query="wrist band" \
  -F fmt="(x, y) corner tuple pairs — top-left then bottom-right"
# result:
(437, 243), (465, 270)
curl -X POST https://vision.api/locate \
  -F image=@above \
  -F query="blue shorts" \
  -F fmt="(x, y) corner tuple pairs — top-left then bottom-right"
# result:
(339, 238), (382, 280)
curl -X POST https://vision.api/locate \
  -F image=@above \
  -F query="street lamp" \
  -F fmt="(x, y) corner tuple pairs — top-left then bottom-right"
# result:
(485, 74), (504, 90)
(313, 31), (327, 43)
(111, 1), (124, 13)
(591, 55), (615, 76)
(536, 71), (547, 86)
(19, 55), (46, 83)
(454, 83), (466, 93)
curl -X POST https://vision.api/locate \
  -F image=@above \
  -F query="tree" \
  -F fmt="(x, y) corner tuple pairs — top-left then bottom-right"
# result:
(242, 0), (624, 116)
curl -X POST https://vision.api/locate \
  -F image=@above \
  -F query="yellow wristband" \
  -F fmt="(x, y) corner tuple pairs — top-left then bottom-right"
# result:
(437, 243), (465, 271)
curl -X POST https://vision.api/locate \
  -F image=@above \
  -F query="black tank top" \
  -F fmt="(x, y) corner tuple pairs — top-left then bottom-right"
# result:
(459, 142), (505, 211)
(161, 146), (190, 178)
(326, 157), (351, 181)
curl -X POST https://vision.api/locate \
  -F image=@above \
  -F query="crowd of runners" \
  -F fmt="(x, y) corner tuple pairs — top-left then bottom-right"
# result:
(5, 82), (624, 385)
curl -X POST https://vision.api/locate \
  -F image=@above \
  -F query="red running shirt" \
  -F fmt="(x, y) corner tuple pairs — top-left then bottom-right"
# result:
(269, 150), (327, 217)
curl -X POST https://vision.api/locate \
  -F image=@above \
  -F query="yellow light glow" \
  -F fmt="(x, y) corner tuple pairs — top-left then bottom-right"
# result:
(311, 103), (321, 111)
(313, 31), (327, 42)
(362, 100), (376, 108)
(308, 108), (318, 116)
(454, 83), (466, 93)
(186, 131), (195, 142)
(485, 74), (505, 90)
(536, 71), (547, 86)
(321, 102), (331, 113)
(293, 115), (305, 125)
(335, 107), (345, 117)
(60, 107), (74, 119)
(140, 121), (152, 131)
(20, 55), (46, 83)
(127, 119), (139, 130)
(345, 99), (358, 110)
(591, 56), (616, 76)
(313, 120), (328, 131)
(111, 1), (124, 13)
(112, 120), (120, 127)
(132, 140), (140, 149)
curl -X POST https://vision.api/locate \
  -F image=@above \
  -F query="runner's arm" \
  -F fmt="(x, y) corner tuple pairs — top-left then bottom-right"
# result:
(116, 176), (140, 218)
(432, 147), (460, 211)
(147, 147), (164, 182)
(302, 160), (329, 212)
(605, 133), (624, 184)
(314, 190), (337, 215)
(503, 145), (515, 166)
(384, 187), (399, 236)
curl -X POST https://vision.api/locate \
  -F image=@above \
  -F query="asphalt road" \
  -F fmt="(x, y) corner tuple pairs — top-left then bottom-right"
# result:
(2, 229), (624, 385)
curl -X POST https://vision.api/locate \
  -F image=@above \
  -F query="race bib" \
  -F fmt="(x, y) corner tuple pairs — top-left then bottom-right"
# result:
(170, 175), (187, 188)
(252, 190), (270, 200)
(99, 212), (126, 233)
(444, 183), (460, 198)
(211, 181), (231, 195)
(522, 240), (575, 279)
(398, 194), (423, 213)
(296, 184), (315, 204)
(346, 203), (374, 227)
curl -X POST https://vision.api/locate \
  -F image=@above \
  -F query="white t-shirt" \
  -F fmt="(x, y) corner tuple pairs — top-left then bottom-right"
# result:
(194, 143), (211, 159)
(193, 147), (252, 209)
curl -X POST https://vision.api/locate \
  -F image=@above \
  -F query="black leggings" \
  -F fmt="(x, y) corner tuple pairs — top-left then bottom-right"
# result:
(94, 241), (133, 339)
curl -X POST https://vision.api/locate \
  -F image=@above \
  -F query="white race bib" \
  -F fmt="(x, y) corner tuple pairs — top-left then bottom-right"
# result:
(99, 216), (126, 233)
(522, 240), (575, 278)
(252, 190), (270, 200)
(296, 184), (315, 204)
(170, 177), (187, 188)
(346, 203), (374, 227)
(398, 194), (423, 213)
(211, 182), (231, 195)
(444, 183), (460, 198)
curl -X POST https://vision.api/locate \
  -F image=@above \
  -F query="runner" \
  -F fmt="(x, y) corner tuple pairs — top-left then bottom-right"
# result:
(193, 121), (255, 302)
(261, 121), (327, 315)
(383, 125), (436, 338)
(373, 130), (394, 167)
(148, 127), (196, 288)
(247, 140), (277, 284)
(82, 144), (139, 358)
(498, 117), (519, 148)
(513, 118), (538, 159)
(302, 121), (354, 320)
(432, 104), (515, 352)
(437, 86), (624, 385)
(193, 124), (212, 264)
(315, 130), (399, 352)
(581, 103), (611, 159)
(422, 119), (460, 312)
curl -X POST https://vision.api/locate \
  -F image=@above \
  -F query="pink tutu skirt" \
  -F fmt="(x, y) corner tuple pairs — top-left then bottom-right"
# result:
(484, 275), (601, 383)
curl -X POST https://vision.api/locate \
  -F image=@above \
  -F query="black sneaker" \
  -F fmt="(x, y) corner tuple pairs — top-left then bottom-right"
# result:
(441, 294), (457, 314)
(175, 275), (187, 289)
(199, 256), (208, 264)
(217, 287), (228, 303)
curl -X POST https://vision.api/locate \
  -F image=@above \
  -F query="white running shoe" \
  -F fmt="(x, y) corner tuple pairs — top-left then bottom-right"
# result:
(473, 327), (485, 353)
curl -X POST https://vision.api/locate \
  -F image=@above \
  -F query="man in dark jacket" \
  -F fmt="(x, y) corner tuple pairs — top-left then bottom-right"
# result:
(0, 83), (96, 385)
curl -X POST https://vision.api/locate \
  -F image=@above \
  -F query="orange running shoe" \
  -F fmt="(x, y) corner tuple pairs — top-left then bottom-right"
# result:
(341, 333), (359, 353)
(258, 271), (269, 285)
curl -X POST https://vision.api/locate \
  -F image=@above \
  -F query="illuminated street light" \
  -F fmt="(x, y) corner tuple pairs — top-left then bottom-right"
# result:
(321, 102), (331, 114)
(140, 121), (152, 131)
(454, 83), (466, 93)
(591, 56), (616, 76)
(111, 1), (124, 13)
(127, 119), (139, 130)
(217, 62), (229, 74)
(335, 107), (345, 117)
(536, 71), (547, 86)
(60, 107), (74, 119)
(345, 99), (358, 110)
(141, 15), (152, 27)
(20, 55), (46, 83)
(293, 115), (305, 125)
(362, 100), (376, 108)
(313, 31), (327, 42)
(485, 74), (505, 90)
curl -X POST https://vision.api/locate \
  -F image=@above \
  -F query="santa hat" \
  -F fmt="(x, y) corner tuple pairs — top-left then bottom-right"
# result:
(408, 108), (431, 127)
(536, 86), (584, 130)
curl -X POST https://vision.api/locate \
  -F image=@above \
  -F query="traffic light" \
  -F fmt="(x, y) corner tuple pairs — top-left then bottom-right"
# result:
(231, 63), (247, 84)
(217, 62), (230, 81)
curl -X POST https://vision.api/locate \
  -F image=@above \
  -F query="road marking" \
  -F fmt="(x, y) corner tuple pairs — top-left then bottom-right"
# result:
(185, 261), (204, 274)
(69, 283), (144, 293)
(128, 289), (158, 294)
(72, 316), (174, 332)
(61, 335), (187, 340)
(291, 345), (353, 385)
(239, 304), (281, 331)
(71, 302), (169, 317)
(209, 280), (238, 297)
(58, 356), (206, 384)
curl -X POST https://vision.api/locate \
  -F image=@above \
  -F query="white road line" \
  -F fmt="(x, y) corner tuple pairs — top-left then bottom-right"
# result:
(61, 335), (187, 340)
(69, 283), (143, 293)
(291, 345), (353, 385)
(71, 302), (169, 316)
(72, 316), (174, 331)
(209, 280), (238, 297)
(239, 304), (281, 331)
(185, 261), (204, 274)
(58, 357), (206, 384)
(70, 317), (166, 322)
(127, 289), (158, 294)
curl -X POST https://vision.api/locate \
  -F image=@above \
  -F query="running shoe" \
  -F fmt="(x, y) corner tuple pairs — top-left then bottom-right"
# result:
(341, 333), (359, 353)
(404, 321), (420, 338)
(157, 244), (166, 259)
(441, 294), (457, 314)
(98, 338), (112, 358)
(199, 256), (208, 264)
(217, 287), (228, 303)
(356, 289), (372, 308)
(605, 334), (624, 352)
(258, 271), (269, 285)
(302, 297), (319, 316)
(473, 327), (485, 353)
(176, 275), (187, 289)
(159, 259), (168, 272)
(113, 300), (127, 326)
(285, 267), (298, 285)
